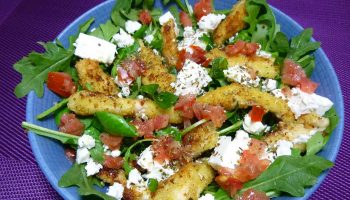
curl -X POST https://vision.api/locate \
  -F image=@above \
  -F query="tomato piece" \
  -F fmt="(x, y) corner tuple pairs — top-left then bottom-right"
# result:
(64, 147), (76, 161)
(152, 136), (182, 164)
(237, 189), (270, 200)
(59, 113), (84, 136)
(249, 106), (266, 122)
(100, 133), (123, 150)
(176, 45), (208, 70)
(121, 58), (146, 80)
(174, 94), (196, 119)
(192, 103), (227, 128)
(180, 11), (193, 27)
(194, 0), (213, 20)
(153, 115), (170, 131)
(215, 175), (243, 197)
(299, 77), (319, 93)
(47, 72), (76, 97)
(225, 41), (246, 56)
(139, 10), (152, 25)
(103, 155), (124, 169)
(241, 42), (259, 56)
(282, 59), (318, 93)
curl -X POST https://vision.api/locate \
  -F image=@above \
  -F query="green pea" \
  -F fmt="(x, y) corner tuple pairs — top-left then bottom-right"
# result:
(95, 112), (138, 137)
(55, 107), (70, 126)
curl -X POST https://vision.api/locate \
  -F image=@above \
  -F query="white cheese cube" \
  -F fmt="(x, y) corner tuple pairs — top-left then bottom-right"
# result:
(85, 158), (103, 176)
(127, 169), (147, 189)
(223, 65), (260, 87)
(106, 182), (124, 200)
(208, 130), (251, 170)
(287, 88), (333, 118)
(78, 134), (95, 149)
(76, 147), (90, 164)
(242, 114), (269, 134)
(125, 20), (142, 34)
(261, 79), (278, 92)
(171, 59), (212, 96)
(275, 140), (293, 157)
(113, 28), (135, 48)
(198, 14), (226, 32)
(74, 33), (116, 64)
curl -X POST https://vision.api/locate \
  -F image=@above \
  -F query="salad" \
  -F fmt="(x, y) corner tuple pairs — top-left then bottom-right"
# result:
(15, 0), (340, 199)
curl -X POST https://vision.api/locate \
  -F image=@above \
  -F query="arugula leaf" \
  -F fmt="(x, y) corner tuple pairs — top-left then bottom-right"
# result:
(323, 106), (339, 145)
(241, 155), (333, 197)
(14, 42), (74, 98)
(200, 34), (214, 51)
(85, 127), (104, 163)
(90, 19), (119, 41)
(123, 139), (154, 174)
(306, 132), (324, 155)
(114, 42), (140, 65)
(154, 92), (179, 109)
(141, 84), (159, 97)
(148, 178), (158, 192)
(156, 126), (182, 141)
(59, 163), (114, 200)
(245, 0), (277, 50)
(36, 98), (69, 120)
(68, 18), (95, 49)
(22, 122), (79, 145)
(210, 57), (228, 80)
(214, 188), (231, 200)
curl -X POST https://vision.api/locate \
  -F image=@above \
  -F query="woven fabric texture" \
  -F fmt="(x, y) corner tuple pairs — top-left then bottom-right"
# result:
(0, 0), (349, 199)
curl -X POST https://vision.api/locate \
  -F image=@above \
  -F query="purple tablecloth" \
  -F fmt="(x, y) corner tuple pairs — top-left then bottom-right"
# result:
(0, 0), (349, 199)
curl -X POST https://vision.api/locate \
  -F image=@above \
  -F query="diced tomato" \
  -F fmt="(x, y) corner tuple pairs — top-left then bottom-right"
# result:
(152, 136), (182, 164)
(139, 10), (152, 25)
(215, 175), (243, 197)
(117, 67), (133, 86)
(64, 147), (76, 161)
(47, 72), (76, 97)
(121, 58), (146, 80)
(225, 41), (245, 56)
(180, 11), (192, 27)
(281, 87), (292, 97)
(249, 106), (266, 122)
(174, 94), (196, 119)
(194, 0), (213, 20)
(225, 40), (259, 57)
(202, 58), (212, 67)
(100, 133), (123, 150)
(153, 115), (170, 131)
(237, 189), (270, 200)
(103, 155), (124, 169)
(176, 45), (208, 70)
(282, 59), (318, 93)
(299, 77), (319, 93)
(59, 113), (84, 136)
(192, 103), (227, 128)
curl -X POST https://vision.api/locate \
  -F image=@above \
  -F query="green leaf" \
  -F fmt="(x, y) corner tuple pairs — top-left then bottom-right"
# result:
(209, 57), (228, 80)
(22, 122), (79, 145)
(59, 163), (114, 200)
(14, 42), (74, 98)
(123, 139), (154, 174)
(306, 132), (324, 155)
(199, 34), (214, 51)
(156, 126), (182, 141)
(323, 106), (339, 145)
(115, 42), (140, 64)
(36, 98), (69, 120)
(287, 28), (320, 62)
(90, 20), (119, 41)
(242, 155), (333, 197)
(85, 127), (105, 163)
(143, 0), (155, 10)
(148, 178), (158, 192)
(141, 84), (159, 97)
(214, 188), (231, 200)
(154, 92), (178, 109)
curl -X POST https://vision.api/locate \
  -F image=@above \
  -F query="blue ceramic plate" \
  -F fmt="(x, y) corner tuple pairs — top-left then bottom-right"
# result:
(26, 0), (345, 199)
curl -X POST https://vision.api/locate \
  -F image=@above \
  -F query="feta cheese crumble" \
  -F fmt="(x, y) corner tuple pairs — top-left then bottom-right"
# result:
(275, 140), (293, 157)
(199, 193), (215, 200)
(224, 65), (260, 87)
(256, 45), (273, 59)
(85, 158), (103, 176)
(113, 28), (135, 48)
(171, 59), (212, 96)
(137, 146), (176, 182)
(127, 169), (147, 189)
(78, 134), (95, 149)
(287, 88), (333, 118)
(178, 27), (207, 51)
(159, 11), (179, 35)
(125, 20), (142, 34)
(104, 145), (122, 158)
(106, 182), (124, 200)
(76, 147), (90, 164)
(198, 14), (226, 32)
(293, 129), (318, 144)
(271, 89), (287, 100)
(243, 114), (269, 134)
(144, 34), (154, 44)
(261, 79), (278, 92)
(74, 33), (116, 64)
(208, 130), (251, 170)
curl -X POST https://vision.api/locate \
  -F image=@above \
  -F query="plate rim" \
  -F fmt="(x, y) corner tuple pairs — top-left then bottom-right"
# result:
(26, 0), (345, 200)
